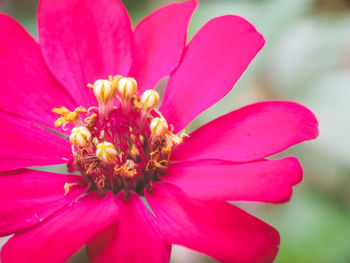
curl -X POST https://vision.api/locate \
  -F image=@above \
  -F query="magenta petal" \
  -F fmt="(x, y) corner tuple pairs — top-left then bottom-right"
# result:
(0, 113), (72, 172)
(172, 101), (319, 162)
(129, 0), (197, 93)
(38, 0), (133, 106)
(87, 191), (170, 263)
(145, 182), (279, 263)
(164, 157), (302, 203)
(0, 14), (76, 128)
(0, 169), (88, 237)
(159, 15), (265, 132)
(1, 192), (118, 263)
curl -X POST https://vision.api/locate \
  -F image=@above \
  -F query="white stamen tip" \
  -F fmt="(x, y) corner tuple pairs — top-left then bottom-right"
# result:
(141, 89), (160, 111)
(118, 77), (137, 100)
(150, 117), (168, 138)
(92, 79), (115, 104)
(69, 126), (92, 147)
(96, 142), (117, 163)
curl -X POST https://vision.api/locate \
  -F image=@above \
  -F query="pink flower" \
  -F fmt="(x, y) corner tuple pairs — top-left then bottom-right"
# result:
(0, 0), (318, 262)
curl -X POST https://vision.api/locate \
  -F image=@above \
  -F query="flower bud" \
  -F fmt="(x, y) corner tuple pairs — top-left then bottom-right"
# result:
(69, 126), (92, 147)
(141, 90), (160, 111)
(96, 142), (117, 163)
(118, 77), (137, 100)
(150, 117), (168, 138)
(92, 79), (115, 104)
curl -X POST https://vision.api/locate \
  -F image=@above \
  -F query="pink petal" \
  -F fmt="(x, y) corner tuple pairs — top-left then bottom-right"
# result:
(1, 191), (118, 263)
(0, 113), (72, 172)
(0, 169), (88, 237)
(87, 191), (170, 263)
(159, 15), (265, 132)
(129, 0), (197, 93)
(145, 182), (279, 263)
(38, 0), (133, 106)
(172, 101), (319, 162)
(164, 157), (302, 203)
(0, 14), (76, 128)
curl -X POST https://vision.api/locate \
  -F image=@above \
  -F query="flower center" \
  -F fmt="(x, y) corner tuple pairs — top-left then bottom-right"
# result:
(53, 75), (186, 196)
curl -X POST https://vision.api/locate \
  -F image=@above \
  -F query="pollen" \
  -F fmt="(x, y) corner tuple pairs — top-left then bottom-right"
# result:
(96, 142), (117, 163)
(141, 89), (160, 111)
(150, 117), (168, 137)
(69, 126), (92, 147)
(114, 159), (137, 178)
(64, 182), (75, 195)
(117, 77), (137, 100)
(52, 106), (86, 128)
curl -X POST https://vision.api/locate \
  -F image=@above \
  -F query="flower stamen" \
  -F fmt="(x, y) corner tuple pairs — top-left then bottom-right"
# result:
(150, 117), (168, 138)
(139, 89), (160, 125)
(52, 106), (86, 129)
(63, 182), (78, 195)
(54, 76), (188, 196)
(69, 126), (92, 147)
(114, 159), (137, 178)
(96, 142), (117, 163)
(117, 77), (137, 113)
(89, 79), (116, 120)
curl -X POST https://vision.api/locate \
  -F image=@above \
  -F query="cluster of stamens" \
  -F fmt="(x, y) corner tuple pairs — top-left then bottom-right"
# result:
(53, 75), (186, 196)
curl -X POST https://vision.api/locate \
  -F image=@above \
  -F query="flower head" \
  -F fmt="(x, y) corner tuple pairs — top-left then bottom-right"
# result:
(0, 1), (318, 263)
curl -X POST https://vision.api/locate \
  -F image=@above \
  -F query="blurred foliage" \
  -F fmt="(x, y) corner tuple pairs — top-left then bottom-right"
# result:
(313, 0), (350, 14)
(1, 0), (350, 262)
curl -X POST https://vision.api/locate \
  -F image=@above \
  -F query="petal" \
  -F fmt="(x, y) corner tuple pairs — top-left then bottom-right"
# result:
(0, 112), (72, 172)
(172, 101), (319, 162)
(159, 15), (265, 132)
(145, 182), (279, 263)
(1, 191), (118, 263)
(0, 14), (76, 128)
(87, 191), (170, 263)
(164, 157), (302, 203)
(38, 0), (133, 106)
(0, 169), (88, 237)
(129, 0), (197, 93)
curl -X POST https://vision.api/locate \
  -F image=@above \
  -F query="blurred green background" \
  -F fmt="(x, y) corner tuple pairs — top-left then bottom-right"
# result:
(1, 0), (350, 262)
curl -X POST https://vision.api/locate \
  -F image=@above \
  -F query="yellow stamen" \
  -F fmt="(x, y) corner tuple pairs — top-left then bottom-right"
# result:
(84, 113), (97, 130)
(128, 144), (140, 162)
(110, 75), (123, 91)
(64, 182), (76, 195)
(165, 132), (183, 146)
(52, 106), (86, 128)
(96, 174), (106, 189)
(163, 128), (187, 155)
(114, 160), (137, 178)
